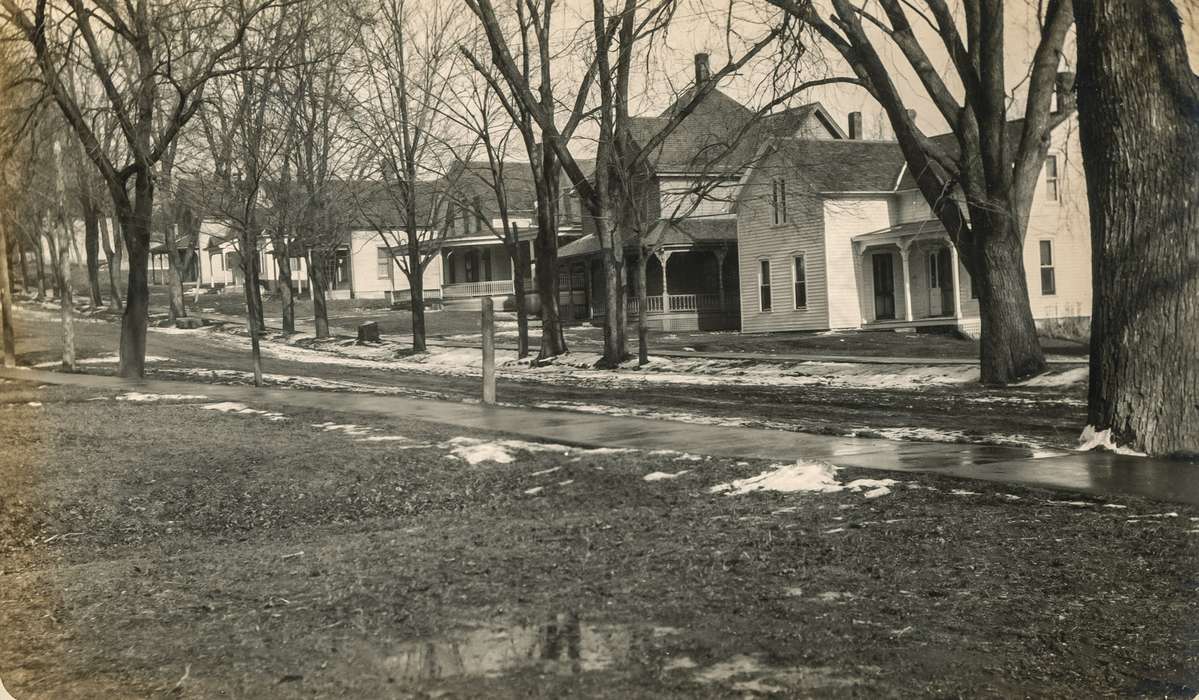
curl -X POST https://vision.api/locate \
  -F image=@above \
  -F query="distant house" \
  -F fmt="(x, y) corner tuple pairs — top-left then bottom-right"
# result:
(439, 160), (589, 311)
(735, 117), (1090, 336)
(558, 53), (846, 331)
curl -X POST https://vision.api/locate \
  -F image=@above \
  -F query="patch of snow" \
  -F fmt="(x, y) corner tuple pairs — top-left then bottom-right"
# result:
(1017, 367), (1088, 387)
(711, 461), (844, 496)
(949, 489), (980, 496)
(644, 470), (689, 481)
(529, 467), (561, 477)
(523, 486), (543, 495)
(663, 657), (698, 671)
(32, 354), (171, 368)
(116, 392), (208, 402)
(557, 479), (574, 486)
(149, 325), (212, 335)
(445, 437), (516, 465)
(1077, 425), (1147, 456)
(1046, 500), (1094, 507)
(26, 401), (42, 407)
(825, 527), (846, 534)
(356, 435), (410, 442)
(313, 422), (376, 437)
(199, 401), (287, 421)
(1102, 504), (1128, 509)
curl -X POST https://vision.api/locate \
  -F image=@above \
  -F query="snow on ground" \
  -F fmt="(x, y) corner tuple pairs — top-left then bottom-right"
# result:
(312, 422), (376, 437)
(1076, 425), (1148, 456)
(32, 354), (172, 368)
(199, 401), (287, 421)
(12, 304), (106, 324)
(440, 436), (628, 465)
(710, 461), (898, 498)
(116, 392), (209, 402)
(1016, 367), (1089, 387)
(644, 470), (690, 481)
(148, 325), (214, 335)
(155, 367), (450, 401)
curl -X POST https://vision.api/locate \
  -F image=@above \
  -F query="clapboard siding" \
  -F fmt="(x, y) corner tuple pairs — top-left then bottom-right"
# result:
(823, 196), (892, 327)
(349, 229), (442, 299)
(736, 163), (828, 333)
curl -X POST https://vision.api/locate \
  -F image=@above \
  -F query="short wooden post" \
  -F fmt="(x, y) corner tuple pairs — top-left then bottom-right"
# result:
(481, 296), (496, 405)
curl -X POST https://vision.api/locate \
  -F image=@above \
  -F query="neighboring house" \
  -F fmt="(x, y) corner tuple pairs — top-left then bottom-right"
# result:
(440, 160), (589, 311)
(558, 53), (846, 331)
(735, 117), (1090, 336)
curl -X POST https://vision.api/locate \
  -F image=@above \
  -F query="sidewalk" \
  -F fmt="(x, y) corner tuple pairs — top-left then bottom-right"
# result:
(5, 367), (1195, 506)
(191, 310), (1086, 366)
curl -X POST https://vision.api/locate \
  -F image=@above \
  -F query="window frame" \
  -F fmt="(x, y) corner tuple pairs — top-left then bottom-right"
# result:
(1039, 239), (1057, 296)
(376, 246), (394, 280)
(770, 178), (788, 225)
(1045, 154), (1059, 202)
(791, 254), (807, 309)
(758, 258), (773, 312)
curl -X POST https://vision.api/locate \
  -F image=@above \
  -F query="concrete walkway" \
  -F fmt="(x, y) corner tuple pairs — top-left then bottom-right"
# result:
(5, 367), (1196, 506)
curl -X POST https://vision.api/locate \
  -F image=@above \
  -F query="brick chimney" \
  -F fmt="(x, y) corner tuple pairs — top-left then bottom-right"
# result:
(694, 53), (711, 85)
(848, 111), (862, 140)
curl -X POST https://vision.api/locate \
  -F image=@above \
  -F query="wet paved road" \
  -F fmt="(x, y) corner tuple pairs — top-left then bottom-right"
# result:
(5, 366), (1197, 506)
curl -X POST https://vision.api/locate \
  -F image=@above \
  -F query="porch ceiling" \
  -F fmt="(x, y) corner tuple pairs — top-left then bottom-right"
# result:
(853, 219), (949, 248)
(558, 218), (736, 259)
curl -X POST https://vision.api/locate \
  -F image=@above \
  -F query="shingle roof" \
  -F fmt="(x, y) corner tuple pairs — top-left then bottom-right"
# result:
(772, 139), (909, 193)
(628, 93), (838, 174)
(558, 218), (736, 258)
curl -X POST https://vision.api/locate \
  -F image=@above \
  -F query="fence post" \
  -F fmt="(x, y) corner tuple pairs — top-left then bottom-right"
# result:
(481, 296), (496, 405)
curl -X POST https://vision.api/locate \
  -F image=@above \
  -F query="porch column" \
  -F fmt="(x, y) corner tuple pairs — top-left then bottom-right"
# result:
(713, 247), (727, 311)
(654, 250), (672, 312)
(898, 240), (913, 322)
(584, 259), (594, 318)
(949, 243), (962, 319)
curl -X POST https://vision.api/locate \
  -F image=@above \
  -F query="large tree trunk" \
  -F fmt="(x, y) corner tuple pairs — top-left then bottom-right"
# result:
(1074, 0), (1199, 457)
(636, 247), (649, 366)
(53, 141), (75, 371)
(598, 233), (626, 368)
(513, 241), (529, 359)
(405, 231), (426, 352)
(968, 212), (1047, 384)
(82, 201), (103, 307)
(308, 248), (330, 339)
(271, 238), (295, 333)
(16, 235), (31, 295)
(100, 217), (124, 312)
(0, 214), (16, 367)
(241, 227), (264, 387)
(117, 172), (154, 379)
(31, 228), (47, 300)
(164, 223), (187, 324)
(534, 156), (567, 360)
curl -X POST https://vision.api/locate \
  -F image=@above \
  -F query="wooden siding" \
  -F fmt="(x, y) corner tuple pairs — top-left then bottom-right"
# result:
(736, 157), (828, 333)
(349, 229), (442, 299)
(823, 196), (892, 328)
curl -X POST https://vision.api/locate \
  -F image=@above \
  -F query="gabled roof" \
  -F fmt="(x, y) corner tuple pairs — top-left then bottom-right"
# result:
(628, 92), (842, 174)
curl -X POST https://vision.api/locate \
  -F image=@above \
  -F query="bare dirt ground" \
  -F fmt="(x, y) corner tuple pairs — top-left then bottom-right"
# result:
(1, 380), (1196, 698)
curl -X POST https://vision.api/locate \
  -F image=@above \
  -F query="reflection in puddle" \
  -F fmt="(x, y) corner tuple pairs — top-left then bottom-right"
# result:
(377, 613), (671, 680)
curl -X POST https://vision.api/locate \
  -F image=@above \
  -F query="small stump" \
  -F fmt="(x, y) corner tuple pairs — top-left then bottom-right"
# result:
(357, 321), (381, 344)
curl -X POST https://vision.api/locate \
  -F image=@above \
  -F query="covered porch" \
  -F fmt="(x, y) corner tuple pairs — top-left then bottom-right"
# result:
(852, 220), (967, 330)
(439, 235), (534, 309)
(558, 220), (740, 331)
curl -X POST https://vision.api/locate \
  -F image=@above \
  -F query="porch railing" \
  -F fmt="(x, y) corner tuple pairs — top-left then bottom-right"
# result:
(442, 279), (514, 299)
(601, 293), (729, 317)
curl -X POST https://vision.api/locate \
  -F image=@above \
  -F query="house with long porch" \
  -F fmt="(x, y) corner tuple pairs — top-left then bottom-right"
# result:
(735, 117), (1091, 335)
(439, 161), (588, 310)
(557, 53), (846, 330)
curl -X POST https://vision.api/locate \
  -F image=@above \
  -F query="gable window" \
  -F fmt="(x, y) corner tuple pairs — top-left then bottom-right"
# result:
(1039, 240), (1056, 295)
(792, 255), (807, 308)
(377, 247), (393, 280)
(1045, 155), (1059, 201)
(758, 259), (773, 312)
(771, 178), (788, 225)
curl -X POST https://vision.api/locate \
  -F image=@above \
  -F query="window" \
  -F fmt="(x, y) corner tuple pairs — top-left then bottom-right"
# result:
(771, 178), (788, 225)
(1039, 240), (1056, 295)
(792, 255), (807, 308)
(377, 247), (393, 280)
(758, 259), (772, 312)
(1045, 155), (1059, 201)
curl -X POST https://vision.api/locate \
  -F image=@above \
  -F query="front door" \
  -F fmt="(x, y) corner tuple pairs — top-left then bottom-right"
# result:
(928, 250), (944, 316)
(938, 249), (955, 314)
(872, 253), (896, 320)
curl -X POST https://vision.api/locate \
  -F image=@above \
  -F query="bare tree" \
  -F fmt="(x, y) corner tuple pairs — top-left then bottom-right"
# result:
(51, 135), (76, 370)
(1072, 0), (1198, 457)
(353, 0), (460, 352)
(2, 0), (284, 377)
(467, 0), (787, 367)
(769, 0), (1075, 384)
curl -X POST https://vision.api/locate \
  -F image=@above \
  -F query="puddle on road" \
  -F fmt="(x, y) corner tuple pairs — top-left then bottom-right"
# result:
(351, 612), (872, 693)
(368, 613), (677, 680)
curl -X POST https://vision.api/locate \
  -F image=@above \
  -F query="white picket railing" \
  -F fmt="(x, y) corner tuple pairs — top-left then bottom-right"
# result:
(442, 280), (514, 298)
(604, 293), (729, 317)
